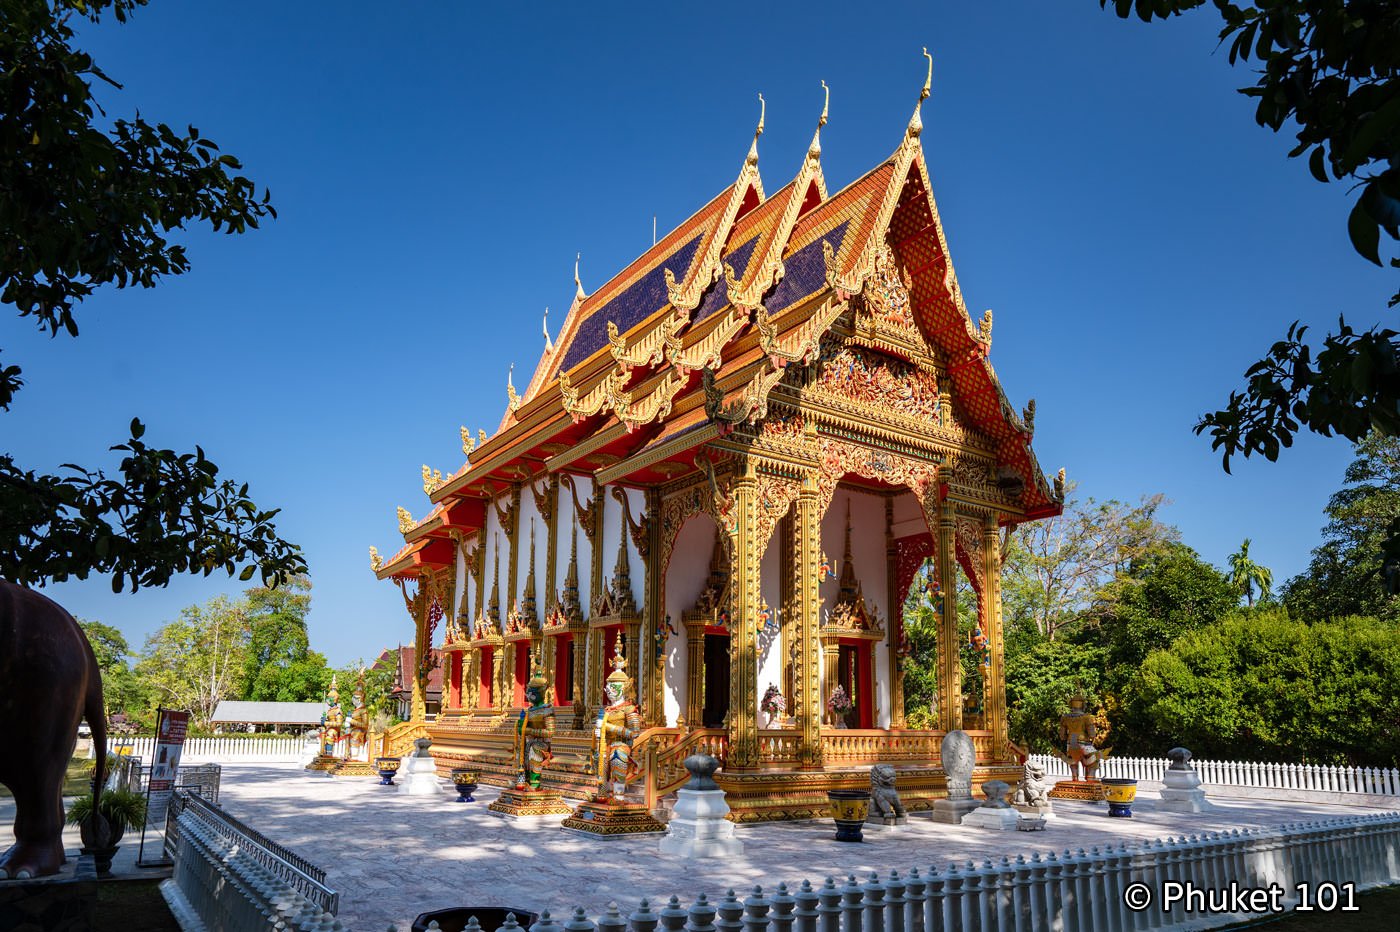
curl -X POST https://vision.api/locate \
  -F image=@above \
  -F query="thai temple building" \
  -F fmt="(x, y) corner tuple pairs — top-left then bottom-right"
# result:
(371, 61), (1064, 822)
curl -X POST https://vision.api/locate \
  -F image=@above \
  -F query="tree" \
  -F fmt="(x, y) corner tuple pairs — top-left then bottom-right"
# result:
(1102, 2), (1400, 586)
(239, 576), (329, 702)
(0, 0), (303, 591)
(77, 618), (143, 717)
(1283, 432), (1400, 621)
(133, 595), (249, 728)
(1123, 610), (1400, 766)
(1004, 639), (1111, 753)
(1085, 542), (1239, 674)
(1001, 483), (1179, 639)
(1227, 538), (1273, 607)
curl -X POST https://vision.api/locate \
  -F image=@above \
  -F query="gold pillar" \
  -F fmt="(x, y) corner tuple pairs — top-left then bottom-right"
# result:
(726, 476), (760, 769)
(465, 648), (479, 710)
(937, 506), (962, 732)
(886, 495), (905, 728)
(982, 513), (1008, 751)
(643, 488), (664, 724)
(793, 479), (822, 769)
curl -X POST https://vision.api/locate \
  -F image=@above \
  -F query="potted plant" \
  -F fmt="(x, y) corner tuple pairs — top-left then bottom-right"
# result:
(760, 685), (786, 729)
(826, 685), (853, 728)
(66, 786), (147, 877)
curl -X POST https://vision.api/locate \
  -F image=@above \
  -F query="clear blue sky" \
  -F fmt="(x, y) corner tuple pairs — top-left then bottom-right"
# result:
(6, 2), (1390, 666)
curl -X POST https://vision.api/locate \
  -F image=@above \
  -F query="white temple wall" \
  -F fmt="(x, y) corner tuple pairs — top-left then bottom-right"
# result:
(757, 526), (783, 722)
(483, 490), (503, 611)
(662, 515), (717, 725)
(558, 474), (592, 612)
(891, 489), (926, 538)
(515, 491), (541, 610)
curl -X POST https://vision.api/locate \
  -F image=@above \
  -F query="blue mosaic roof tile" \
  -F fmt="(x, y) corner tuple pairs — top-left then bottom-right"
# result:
(560, 233), (704, 371)
(693, 235), (759, 323)
(766, 220), (849, 315)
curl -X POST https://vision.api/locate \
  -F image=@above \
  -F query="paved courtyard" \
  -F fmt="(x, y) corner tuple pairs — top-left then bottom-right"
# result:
(131, 763), (1390, 931)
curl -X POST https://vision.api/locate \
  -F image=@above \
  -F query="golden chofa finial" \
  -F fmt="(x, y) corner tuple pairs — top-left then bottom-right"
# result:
(808, 80), (829, 162)
(506, 363), (521, 411)
(397, 506), (413, 534)
(574, 252), (586, 301)
(907, 47), (933, 140)
(746, 92), (765, 167)
(460, 426), (475, 455)
(421, 464), (444, 495)
(369, 546), (383, 572)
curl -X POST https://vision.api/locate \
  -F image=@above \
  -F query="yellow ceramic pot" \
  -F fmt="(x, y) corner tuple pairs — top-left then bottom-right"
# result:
(1102, 778), (1138, 817)
(828, 789), (871, 842)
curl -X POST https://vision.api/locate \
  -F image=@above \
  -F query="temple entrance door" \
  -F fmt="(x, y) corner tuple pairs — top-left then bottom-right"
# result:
(513, 646), (528, 706)
(837, 640), (873, 729)
(554, 635), (574, 708)
(479, 646), (494, 709)
(702, 632), (731, 727)
(449, 653), (462, 710)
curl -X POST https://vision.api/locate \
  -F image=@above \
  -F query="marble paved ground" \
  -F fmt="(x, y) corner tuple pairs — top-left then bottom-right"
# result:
(164, 763), (1396, 931)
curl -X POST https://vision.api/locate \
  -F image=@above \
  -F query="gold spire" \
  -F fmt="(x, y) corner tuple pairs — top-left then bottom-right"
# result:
(488, 534), (501, 623)
(808, 80), (829, 163)
(606, 630), (629, 685)
(907, 47), (933, 141)
(574, 252), (586, 301)
(746, 92), (765, 167)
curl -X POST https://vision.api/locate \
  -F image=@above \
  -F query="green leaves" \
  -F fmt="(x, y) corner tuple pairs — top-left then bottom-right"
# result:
(0, 420), (307, 592)
(1348, 197), (1382, 265)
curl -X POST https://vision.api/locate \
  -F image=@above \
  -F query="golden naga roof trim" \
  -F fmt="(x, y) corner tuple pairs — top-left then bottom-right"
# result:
(662, 93), (767, 312)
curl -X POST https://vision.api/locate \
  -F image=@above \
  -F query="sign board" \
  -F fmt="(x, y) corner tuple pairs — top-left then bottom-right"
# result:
(136, 708), (191, 867)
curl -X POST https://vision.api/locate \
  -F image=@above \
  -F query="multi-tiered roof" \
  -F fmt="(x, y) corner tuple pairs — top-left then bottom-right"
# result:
(375, 61), (1059, 579)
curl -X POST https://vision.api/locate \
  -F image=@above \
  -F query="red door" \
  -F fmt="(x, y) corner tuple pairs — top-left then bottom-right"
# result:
(554, 634), (573, 707)
(478, 646), (493, 709)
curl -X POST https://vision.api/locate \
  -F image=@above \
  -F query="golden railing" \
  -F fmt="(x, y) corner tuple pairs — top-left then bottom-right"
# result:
(635, 726), (729, 811)
(815, 728), (998, 766)
(378, 721), (429, 760)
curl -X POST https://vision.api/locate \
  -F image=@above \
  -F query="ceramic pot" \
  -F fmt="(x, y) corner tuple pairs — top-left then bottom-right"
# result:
(828, 789), (871, 842)
(375, 757), (401, 786)
(451, 769), (480, 803)
(1102, 778), (1138, 817)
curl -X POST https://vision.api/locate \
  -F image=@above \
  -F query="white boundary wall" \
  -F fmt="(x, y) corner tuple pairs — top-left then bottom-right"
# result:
(120, 735), (314, 763)
(1030, 754), (1400, 798)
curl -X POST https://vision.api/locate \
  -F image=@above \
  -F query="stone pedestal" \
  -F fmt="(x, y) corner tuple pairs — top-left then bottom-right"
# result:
(1159, 768), (1214, 813)
(865, 814), (909, 830)
(305, 754), (342, 772)
(961, 806), (1019, 831)
(489, 787), (572, 818)
(1013, 803), (1057, 821)
(659, 788), (743, 858)
(561, 799), (667, 837)
(928, 797), (981, 824)
(1049, 779), (1104, 801)
(329, 758), (376, 777)
(398, 754), (442, 796)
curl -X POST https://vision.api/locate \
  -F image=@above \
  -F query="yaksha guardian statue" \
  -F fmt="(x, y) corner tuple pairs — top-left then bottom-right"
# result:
(1059, 691), (1101, 781)
(346, 674), (369, 757)
(516, 651), (555, 790)
(320, 674), (344, 755)
(595, 633), (641, 801)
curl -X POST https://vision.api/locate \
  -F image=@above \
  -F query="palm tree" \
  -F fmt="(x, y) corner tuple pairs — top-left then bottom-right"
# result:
(1228, 538), (1274, 607)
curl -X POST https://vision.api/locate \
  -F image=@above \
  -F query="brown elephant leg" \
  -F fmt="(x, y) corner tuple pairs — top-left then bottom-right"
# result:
(0, 754), (67, 878)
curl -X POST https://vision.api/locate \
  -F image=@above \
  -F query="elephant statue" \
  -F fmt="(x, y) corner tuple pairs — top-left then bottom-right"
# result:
(0, 581), (107, 879)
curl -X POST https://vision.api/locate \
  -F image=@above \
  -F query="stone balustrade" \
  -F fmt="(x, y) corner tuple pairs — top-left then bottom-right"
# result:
(455, 812), (1400, 932)
(162, 790), (340, 931)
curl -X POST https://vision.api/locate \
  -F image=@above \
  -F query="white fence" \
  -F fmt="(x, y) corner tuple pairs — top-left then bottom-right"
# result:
(1030, 753), (1400, 796)
(486, 813), (1400, 932)
(117, 735), (314, 763)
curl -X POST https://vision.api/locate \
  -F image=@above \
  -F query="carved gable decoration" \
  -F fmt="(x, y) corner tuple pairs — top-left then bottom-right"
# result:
(809, 337), (942, 427)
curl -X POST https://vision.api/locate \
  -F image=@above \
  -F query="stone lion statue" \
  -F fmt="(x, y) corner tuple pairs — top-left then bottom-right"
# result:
(869, 764), (906, 820)
(1012, 759), (1051, 809)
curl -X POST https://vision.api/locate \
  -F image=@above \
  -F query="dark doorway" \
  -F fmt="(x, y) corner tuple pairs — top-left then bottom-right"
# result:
(837, 641), (873, 729)
(702, 633), (731, 727)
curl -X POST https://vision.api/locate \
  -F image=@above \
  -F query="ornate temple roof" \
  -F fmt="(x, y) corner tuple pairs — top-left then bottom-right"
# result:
(376, 71), (1062, 579)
